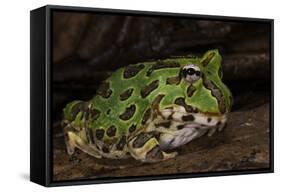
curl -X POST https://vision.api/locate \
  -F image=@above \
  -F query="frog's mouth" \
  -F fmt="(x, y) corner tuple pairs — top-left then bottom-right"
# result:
(159, 106), (227, 130)
(183, 112), (227, 130)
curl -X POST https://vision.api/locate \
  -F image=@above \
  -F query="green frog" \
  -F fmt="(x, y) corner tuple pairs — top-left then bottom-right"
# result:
(62, 49), (232, 163)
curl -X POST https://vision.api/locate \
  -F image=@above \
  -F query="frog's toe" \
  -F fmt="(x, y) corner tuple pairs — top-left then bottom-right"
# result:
(65, 132), (75, 155)
(163, 151), (178, 159)
(207, 127), (217, 136)
(218, 122), (227, 132)
(144, 146), (177, 163)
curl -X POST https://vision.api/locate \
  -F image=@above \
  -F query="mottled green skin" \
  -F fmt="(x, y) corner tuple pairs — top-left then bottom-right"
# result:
(63, 49), (232, 159)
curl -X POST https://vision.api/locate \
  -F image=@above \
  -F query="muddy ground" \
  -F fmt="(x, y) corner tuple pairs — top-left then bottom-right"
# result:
(53, 95), (270, 181)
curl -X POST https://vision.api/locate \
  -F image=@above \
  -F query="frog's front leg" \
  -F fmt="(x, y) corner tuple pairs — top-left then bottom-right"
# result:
(207, 117), (227, 136)
(128, 131), (177, 163)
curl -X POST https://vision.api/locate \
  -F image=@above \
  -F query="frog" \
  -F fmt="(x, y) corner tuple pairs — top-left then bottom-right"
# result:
(62, 49), (232, 163)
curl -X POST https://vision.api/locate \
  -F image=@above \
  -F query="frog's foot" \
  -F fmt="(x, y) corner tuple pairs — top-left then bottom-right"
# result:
(207, 120), (227, 136)
(128, 131), (177, 163)
(207, 127), (217, 137)
(64, 126), (102, 159)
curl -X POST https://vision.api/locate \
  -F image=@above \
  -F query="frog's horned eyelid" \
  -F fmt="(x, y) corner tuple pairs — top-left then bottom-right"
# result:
(183, 64), (200, 71)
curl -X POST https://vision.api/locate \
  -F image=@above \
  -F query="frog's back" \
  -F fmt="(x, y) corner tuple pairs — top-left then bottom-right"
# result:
(89, 58), (194, 138)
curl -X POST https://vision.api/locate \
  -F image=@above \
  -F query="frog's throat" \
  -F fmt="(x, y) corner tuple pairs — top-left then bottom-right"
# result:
(156, 108), (227, 150)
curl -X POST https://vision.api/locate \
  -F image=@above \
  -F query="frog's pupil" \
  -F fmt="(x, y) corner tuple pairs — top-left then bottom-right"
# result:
(183, 67), (200, 78)
(187, 68), (195, 75)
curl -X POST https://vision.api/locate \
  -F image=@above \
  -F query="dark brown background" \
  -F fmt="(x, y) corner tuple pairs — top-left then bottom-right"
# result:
(51, 10), (271, 181)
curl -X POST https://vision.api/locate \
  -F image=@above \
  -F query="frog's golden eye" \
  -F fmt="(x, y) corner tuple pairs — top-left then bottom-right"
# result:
(182, 64), (201, 83)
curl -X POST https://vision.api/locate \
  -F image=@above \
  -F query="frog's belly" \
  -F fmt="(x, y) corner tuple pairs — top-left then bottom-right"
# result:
(158, 126), (207, 150)
(155, 107), (227, 150)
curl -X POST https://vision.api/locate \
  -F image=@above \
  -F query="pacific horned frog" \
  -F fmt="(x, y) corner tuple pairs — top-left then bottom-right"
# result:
(62, 50), (232, 163)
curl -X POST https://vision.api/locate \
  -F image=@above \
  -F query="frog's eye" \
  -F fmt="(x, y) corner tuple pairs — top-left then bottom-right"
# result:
(182, 64), (201, 83)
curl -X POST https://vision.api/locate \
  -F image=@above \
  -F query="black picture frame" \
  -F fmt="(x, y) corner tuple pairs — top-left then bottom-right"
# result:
(30, 5), (274, 187)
